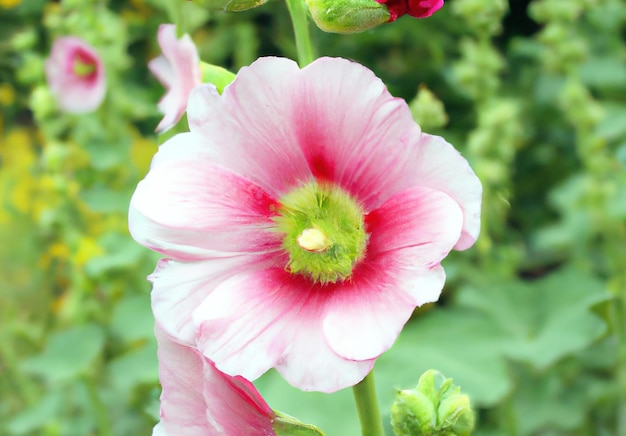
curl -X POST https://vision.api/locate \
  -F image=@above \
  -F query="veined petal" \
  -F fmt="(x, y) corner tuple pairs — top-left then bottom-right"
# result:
(186, 56), (424, 207)
(154, 326), (276, 435)
(194, 268), (373, 393)
(129, 137), (281, 260)
(323, 264), (445, 361)
(151, 256), (273, 344)
(322, 186), (462, 361)
(366, 185), (464, 263)
(410, 134), (482, 250)
(274, 317), (375, 393)
(296, 57), (421, 209)
(187, 58), (311, 197)
(155, 327), (212, 435)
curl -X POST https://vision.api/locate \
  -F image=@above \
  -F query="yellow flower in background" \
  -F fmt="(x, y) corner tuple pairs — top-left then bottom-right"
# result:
(0, 83), (15, 106)
(72, 236), (104, 267)
(1, 129), (36, 169)
(0, 0), (21, 9)
(0, 129), (38, 218)
(38, 241), (70, 269)
(130, 129), (157, 176)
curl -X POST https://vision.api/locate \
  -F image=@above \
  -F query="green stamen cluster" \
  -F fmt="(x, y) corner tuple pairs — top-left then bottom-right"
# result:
(274, 181), (367, 284)
(73, 59), (96, 77)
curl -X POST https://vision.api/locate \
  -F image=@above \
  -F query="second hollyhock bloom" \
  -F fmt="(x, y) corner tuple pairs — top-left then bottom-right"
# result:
(153, 325), (276, 435)
(130, 56), (481, 392)
(149, 24), (202, 133)
(44, 36), (106, 114)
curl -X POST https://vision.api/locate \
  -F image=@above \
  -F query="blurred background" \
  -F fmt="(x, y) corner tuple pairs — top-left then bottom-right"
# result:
(0, 0), (625, 434)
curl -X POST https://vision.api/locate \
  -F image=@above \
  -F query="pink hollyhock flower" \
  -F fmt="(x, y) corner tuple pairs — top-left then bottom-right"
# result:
(375, 0), (444, 21)
(44, 36), (106, 114)
(149, 24), (202, 133)
(129, 57), (481, 393)
(153, 325), (276, 435)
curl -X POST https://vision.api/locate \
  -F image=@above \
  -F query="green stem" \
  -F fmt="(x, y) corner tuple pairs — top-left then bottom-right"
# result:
(285, 0), (315, 66)
(352, 370), (385, 436)
(172, 0), (185, 37)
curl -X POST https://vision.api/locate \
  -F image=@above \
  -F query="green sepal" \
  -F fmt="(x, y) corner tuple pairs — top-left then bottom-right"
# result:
(305, 0), (390, 34)
(273, 411), (326, 436)
(391, 390), (436, 436)
(190, 0), (268, 12)
(200, 62), (236, 94)
(390, 369), (476, 436)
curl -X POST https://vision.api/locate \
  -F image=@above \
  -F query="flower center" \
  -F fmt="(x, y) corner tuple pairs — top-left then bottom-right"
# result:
(274, 181), (367, 284)
(73, 58), (96, 78)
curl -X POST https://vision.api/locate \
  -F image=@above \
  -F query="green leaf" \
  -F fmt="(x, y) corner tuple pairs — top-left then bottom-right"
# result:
(510, 364), (592, 434)
(376, 309), (512, 408)
(107, 341), (159, 396)
(79, 187), (132, 214)
(6, 390), (64, 434)
(456, 268), (610, 369)
(20, 324), (105, 383)
(85, 233), (146, 277)
(190, 0), (269, 12)
(110, 295), (154, 344)
(255, 370), (359, 436)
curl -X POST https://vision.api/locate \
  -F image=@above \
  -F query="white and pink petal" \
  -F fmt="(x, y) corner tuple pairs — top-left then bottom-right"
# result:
(187, 59), (311, 197)
(194, 267), (374, 393)
(154, 325), (276, 435)
(129, 143), (282, 260)
(322, 264), (445, 361)
(149, 24), (202, 133)
(151, 256), (274, 344)
(295, 57), (422, 210)
(408, 134), (482, 250)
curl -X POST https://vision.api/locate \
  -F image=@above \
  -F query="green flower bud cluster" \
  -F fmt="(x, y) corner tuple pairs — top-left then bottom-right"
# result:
(452, 39), (504, 100)
(450, 0), (509, 36)
(529, 0), (593, 73)
(391, 370), (475, 436)
(408, 85), (448, 132)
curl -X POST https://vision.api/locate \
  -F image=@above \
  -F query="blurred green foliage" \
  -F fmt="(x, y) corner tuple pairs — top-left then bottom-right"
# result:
(0, 0), (625, 435)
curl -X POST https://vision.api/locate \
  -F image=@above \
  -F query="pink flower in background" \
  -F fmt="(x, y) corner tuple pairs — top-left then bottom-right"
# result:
(149, 24), (202, 133)
(153, 325), (276, 436)
(45, 36), (106, 113)
(375, 0), (444, 21)
(129, 57), (481, 392)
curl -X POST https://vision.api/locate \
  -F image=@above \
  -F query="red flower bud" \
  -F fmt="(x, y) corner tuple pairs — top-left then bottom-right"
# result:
(375, 0), (444, 22)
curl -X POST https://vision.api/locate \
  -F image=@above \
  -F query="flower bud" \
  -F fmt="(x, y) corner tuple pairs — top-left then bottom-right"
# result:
(305, 0), (390, 34)
(390, 390), (436, 436)
(438, 391), (474, 435)
(391, 369), (475, 436)
(376, 0), (443, 21)
(409, 85), (448, 130)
